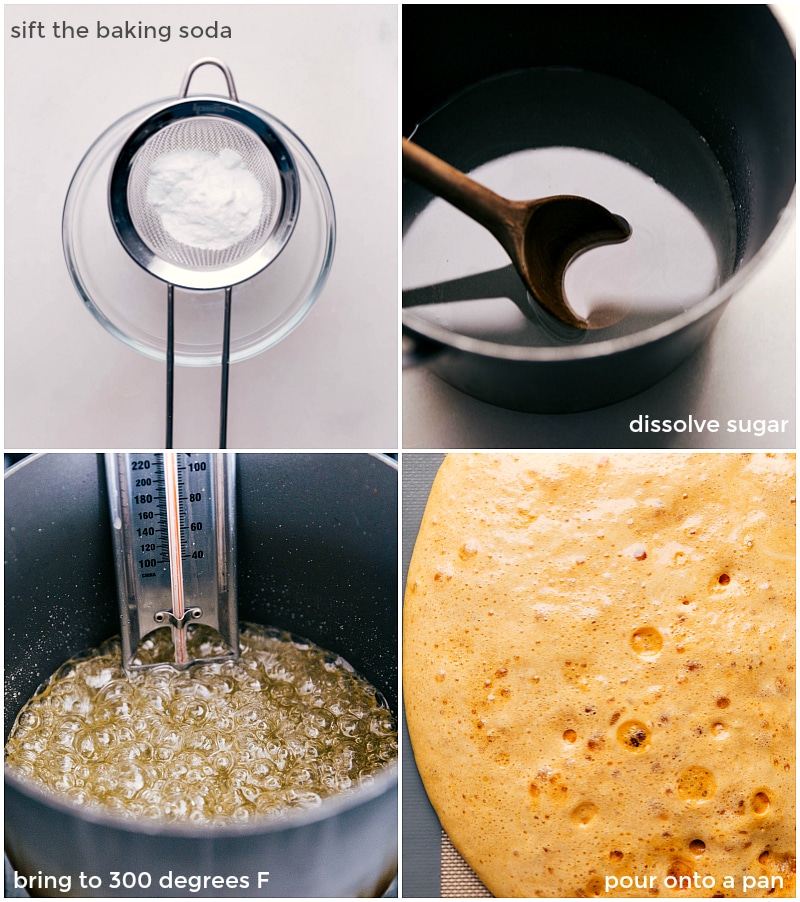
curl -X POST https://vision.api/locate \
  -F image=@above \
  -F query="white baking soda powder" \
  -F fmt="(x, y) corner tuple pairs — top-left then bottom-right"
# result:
(146, 148), (264, 250)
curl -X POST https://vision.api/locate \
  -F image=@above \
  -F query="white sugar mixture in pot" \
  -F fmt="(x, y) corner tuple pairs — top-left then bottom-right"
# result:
(146, 148), (264, 250)
(402, 68), (737, 346)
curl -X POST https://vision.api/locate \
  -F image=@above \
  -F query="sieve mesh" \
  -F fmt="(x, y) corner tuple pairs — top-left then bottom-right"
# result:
(126, 116), (284, 270)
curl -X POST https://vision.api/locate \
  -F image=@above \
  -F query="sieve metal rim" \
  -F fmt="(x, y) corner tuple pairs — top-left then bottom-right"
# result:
(109, 98), (301, 290)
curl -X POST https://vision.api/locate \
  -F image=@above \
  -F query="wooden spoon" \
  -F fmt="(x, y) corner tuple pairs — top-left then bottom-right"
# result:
(402, 137), (632, 330)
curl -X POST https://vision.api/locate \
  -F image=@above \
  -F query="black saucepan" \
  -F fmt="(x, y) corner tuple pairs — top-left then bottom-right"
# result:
(5, 453), (397, 898)
(402, 5), (795, 412)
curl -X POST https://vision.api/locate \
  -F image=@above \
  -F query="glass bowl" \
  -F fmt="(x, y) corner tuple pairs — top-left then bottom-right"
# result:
(63, 98), (335, 367)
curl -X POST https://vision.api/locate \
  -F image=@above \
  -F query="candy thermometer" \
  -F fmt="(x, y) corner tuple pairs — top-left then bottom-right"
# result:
(106, 452), (238, 670)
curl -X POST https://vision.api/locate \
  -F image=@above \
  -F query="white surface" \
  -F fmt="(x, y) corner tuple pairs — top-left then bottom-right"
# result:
(403, 220), (796, 449)
(5, 4), (398, 449)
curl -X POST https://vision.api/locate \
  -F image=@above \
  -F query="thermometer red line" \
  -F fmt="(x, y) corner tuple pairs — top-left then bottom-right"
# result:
(164, 451), (187, 664)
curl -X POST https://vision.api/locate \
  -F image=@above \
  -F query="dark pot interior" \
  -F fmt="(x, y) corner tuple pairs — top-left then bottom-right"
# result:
(5, 453), (398, 736)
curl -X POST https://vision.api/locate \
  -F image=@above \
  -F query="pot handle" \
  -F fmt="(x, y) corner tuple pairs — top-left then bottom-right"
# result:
(179, 57), (239, 101)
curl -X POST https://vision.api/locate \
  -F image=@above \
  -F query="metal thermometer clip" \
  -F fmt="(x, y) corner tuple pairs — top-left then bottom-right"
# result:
(106, 452), (238, 670)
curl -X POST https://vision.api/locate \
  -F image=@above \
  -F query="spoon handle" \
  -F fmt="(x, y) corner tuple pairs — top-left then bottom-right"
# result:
(402, 138), (517, 238)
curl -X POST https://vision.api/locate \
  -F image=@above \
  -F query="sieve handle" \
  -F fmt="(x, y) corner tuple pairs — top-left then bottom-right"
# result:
(179, 57), (238, 101)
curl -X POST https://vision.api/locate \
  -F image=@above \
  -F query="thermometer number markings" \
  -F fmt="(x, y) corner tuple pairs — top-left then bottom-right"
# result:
(126, 456), (214, 581)
(127, 456), (169, 577)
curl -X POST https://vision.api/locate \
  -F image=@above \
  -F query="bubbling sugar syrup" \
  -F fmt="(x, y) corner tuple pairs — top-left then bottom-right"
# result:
(5, 623), (397, 824)
(402, 68), (737, 346)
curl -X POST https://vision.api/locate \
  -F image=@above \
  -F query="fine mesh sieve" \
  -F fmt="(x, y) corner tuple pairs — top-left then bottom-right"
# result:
(108, 58), (301, 447)
(125, 118), (285, 271)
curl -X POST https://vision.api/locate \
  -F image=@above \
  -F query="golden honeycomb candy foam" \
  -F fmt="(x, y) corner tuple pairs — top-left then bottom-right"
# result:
(404, 453), (795, 898)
